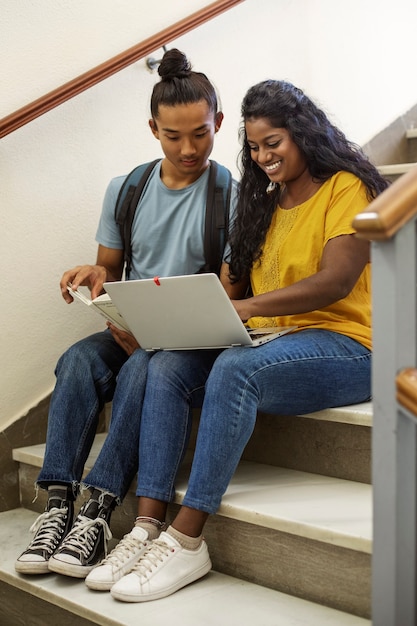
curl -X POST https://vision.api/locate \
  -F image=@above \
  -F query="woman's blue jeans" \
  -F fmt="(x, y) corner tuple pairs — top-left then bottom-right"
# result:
(136, 329), (371, 514)
(37, 330), (152, 500)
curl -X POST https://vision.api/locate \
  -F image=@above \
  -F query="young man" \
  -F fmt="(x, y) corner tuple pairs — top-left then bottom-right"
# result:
(15, 48), (236, 579)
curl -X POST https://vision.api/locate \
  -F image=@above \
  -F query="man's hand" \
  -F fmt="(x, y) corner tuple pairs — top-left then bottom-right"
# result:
(60, 265), (108, 303)
(61, 246), (124, 303)
(107, 323), (140, 356)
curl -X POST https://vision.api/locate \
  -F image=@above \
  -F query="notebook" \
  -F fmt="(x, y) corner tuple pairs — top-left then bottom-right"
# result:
(103, 273), (296, 351)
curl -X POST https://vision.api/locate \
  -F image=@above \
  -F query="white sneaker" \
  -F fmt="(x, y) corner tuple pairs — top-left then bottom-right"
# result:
(85, 525), (150, 591)
(110, 530), (212, 602)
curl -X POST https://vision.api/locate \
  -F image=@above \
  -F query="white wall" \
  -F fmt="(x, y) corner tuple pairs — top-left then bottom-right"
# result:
(1, 0), (417, 429)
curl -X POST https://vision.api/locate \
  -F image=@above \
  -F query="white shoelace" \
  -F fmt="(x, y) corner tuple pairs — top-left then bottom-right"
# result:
(61, 515), (112, 559)
(27, 506), (68, 553)
(131, 538), (173, 577)
(100, 531), (146, 567)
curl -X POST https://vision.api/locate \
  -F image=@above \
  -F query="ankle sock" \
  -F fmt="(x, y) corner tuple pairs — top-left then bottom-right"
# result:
(48, 484), (69, 495)
(135, 516), (166, 541)
(83, 488), (117, 520)
(166, 525), (202, 550)
(47, 485), (71, 508)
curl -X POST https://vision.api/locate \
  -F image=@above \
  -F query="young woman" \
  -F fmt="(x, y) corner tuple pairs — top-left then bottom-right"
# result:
(15, 49), (236, 578)
(97, 79), (388, 603)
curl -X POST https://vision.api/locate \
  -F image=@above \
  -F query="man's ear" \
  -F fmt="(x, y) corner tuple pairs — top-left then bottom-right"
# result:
(215, 111), (224, 133)
(149, 118), (159, 139)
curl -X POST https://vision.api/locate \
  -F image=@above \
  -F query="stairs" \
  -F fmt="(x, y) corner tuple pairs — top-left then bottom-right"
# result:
(0, 402), (372, 625)
(364, 114), (417, 183)
(378, 161), (416, 181)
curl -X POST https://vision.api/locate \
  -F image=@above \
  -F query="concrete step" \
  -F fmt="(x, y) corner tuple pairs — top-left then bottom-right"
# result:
(241, 402), (372, 483)
(0, 508), (371, 626)
(13, 427), (372, 618)
(189, 403), (372, 484)
(406, 128), (417, 139)
(377, 162), (417, 182)
(406, 127), (417, 162)
(378, 162), (416, 175)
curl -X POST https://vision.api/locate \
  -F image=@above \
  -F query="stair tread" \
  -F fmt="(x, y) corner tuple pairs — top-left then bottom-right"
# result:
(185, 460), (372, 552)
(302, 401), (372, 426)
(377, 162), (417, 175)
(0, 508), (370, 626)
(14, 436), (372, 553)
(406, 127), (417, 139)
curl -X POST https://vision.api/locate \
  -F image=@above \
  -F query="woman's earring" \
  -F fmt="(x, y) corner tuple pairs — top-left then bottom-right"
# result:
(266, 181), (276, 194)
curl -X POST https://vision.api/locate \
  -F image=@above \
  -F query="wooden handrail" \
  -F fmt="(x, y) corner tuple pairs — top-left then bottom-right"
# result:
(397, 368), (417, 418)
(0, 0), (244, 139)
(353, 164), (417, 240)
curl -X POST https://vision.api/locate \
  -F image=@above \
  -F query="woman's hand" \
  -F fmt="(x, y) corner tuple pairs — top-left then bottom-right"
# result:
(231, 299), (251, 323)
(107, 323), (141, 356)
(230, 234), (370, 320)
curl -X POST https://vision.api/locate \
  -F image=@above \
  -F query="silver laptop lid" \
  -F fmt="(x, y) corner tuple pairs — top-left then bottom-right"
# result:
(104, 274), (295, 351)
(104, 274), (254, 350)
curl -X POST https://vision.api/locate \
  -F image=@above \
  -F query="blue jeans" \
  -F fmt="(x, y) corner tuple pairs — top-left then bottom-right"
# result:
(37, 330), (152, 500)
(136, 329), (371, 514)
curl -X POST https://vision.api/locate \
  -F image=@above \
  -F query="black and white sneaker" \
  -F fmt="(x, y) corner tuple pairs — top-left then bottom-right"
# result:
(15, 490), (74, 574)
(48, 491), (115, 578)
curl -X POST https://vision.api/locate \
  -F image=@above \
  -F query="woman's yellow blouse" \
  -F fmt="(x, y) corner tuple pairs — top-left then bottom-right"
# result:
(249, 171), (372, 350)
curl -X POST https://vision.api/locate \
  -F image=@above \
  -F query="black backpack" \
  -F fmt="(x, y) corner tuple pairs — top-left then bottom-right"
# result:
(114, 159), (233, 279)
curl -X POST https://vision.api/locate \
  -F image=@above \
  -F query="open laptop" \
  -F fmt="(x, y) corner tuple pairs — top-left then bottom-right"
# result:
(104, 273), (296, 351)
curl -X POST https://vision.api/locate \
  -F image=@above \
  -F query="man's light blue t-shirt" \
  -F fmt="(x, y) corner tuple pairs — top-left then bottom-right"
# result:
(96, 161), (236, 280)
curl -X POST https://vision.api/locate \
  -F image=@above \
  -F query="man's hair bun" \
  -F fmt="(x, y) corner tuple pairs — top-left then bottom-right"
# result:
(158, 48), (192, 80)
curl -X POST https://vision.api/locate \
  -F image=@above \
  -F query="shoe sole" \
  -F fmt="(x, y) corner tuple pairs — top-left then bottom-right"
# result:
(85, 563), (143, 591)
(85, 543), (150, 591)
(48, 556), (96, 578)
(85, 578), (114, 591)
(111, 558), (212, 603)
(15, 561), (51, 575)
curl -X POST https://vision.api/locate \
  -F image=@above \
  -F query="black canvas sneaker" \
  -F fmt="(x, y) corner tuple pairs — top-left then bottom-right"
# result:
(48, 490), (115, 578)
(15, 490), (74, 574)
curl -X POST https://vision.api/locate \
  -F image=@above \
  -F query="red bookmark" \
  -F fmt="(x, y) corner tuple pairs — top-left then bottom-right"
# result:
(153, 276), (161, 286)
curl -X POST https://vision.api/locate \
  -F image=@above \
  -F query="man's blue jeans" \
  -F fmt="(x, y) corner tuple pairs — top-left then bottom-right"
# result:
(136, 329), (371, 514)
(37, 330), (152, 500)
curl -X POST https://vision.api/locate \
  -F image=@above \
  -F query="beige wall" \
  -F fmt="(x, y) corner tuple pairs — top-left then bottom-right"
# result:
(1, 0), (417, 429)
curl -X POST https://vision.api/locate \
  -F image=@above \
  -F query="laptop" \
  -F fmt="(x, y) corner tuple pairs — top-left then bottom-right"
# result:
(103, 273), (296, 351)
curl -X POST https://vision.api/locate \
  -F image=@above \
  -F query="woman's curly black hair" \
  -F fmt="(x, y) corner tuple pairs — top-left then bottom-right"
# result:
(228, 80), (390, 283)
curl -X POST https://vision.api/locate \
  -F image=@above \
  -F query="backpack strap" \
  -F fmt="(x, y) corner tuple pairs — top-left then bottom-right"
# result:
(114, 158), (232, 279)
(114, 159), (161, 279)
(202, 160), (232, 275)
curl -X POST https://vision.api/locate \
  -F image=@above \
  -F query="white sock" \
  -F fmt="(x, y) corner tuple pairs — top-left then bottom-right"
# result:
(166, 525), (202, 550)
